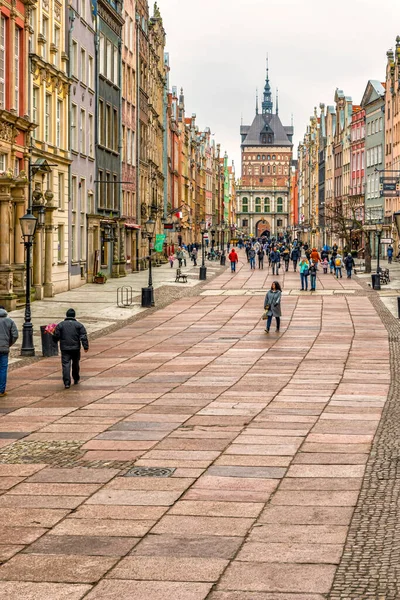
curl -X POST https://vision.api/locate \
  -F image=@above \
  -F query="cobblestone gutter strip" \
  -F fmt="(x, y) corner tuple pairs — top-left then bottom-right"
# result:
(8, 265), (224, 373)
(329, 282), (400, 600)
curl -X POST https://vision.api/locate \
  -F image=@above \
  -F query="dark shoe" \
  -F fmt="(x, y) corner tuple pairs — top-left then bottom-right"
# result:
(275, 328), (280, 333)
(74, 380), (80, 385)
(265, 328), (270, 333)
(65, 384), (70, 389)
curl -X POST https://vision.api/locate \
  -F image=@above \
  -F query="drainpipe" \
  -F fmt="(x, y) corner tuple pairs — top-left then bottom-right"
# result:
(163, 52), (169, 220)
(67, 8), (75, 291)
(135, 15), (140, 270)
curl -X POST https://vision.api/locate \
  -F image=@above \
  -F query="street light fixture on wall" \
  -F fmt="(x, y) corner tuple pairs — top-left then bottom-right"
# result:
(20, 212), (38, 356)
(199, 220), (207, 280)
(141, 217), (156, 308)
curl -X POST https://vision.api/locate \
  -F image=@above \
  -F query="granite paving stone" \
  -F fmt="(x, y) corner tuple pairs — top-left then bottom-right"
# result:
(0, 256), (393, 597)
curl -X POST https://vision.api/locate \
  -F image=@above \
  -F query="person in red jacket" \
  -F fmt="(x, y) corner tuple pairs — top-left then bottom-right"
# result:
(228, 248), (238, 273)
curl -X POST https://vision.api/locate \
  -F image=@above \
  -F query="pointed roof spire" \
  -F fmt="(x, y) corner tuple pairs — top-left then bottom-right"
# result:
(276, 87), (279, 115)
(256, 88), (259, 115)
(262, 54), (273, 114)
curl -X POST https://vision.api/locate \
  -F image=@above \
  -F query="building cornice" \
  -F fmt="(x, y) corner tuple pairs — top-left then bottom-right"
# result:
(30, 53), (71, 95)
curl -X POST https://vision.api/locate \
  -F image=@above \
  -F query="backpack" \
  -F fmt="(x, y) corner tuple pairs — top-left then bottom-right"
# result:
(335, 258), (341, 267)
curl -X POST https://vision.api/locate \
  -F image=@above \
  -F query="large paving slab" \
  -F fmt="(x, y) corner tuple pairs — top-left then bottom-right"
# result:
(0, 249), (393, 597)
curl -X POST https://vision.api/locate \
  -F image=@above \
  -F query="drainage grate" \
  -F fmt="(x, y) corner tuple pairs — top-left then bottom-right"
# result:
(123, 466), (176, 478)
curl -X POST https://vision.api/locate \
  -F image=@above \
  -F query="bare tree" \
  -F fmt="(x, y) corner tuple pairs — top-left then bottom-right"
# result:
(325, 198), (372, 272)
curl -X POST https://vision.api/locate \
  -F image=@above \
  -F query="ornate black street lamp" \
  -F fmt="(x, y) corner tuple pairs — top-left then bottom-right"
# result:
(20, 211), (37, 356)
(141, 217), (156, 307)
(199, 220), (207, 280)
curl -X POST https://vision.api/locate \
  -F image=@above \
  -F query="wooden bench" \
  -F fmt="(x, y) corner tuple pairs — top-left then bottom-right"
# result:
(379, 267), (390, 285)
(175, 268), (187, 283)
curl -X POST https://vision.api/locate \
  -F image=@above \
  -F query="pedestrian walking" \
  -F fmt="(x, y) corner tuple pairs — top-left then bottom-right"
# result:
(291, 246), (299, 272)
(282, 248), (290, 271)
(322, 257), (329, 274)
(263, 281), (282, 333)
(168, 254), (175, 268)
(329, 255), (335, 274)
(249, 247), (256, 270)
(335, 254), (344, 278)
(53, 309), (89, 389)
(310, 261), (318, 291)
(310, 248), (321, 264)
(299, 257), (310, 291)
(388, 245), (394, 264)
(229, 248), (238, 273)
(191, 247), (198, 266)
(0, 307), (18, 397)
(344, 253), (355, 278)
(257, 247), (265, 269)
(270, 248), (280, 275)
(176, 248), (184, 268)
(245, 242), (251, 263)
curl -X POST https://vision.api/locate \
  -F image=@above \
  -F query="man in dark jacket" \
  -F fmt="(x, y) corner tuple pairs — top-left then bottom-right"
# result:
(0, 307), (18, 397)
(53, 308), (89, 389)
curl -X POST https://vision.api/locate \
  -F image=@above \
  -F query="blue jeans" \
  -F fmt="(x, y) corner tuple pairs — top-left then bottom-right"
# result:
(266, 315), (281, 331)
(335, 267), (342, 278)
(310, 274), (317, 290)
(346, 268), (352, 278)
(300, 273), (308, 290)
(0, 353), (9, 394)
(250, 258), (255, 269)
(231, 262), (236, 272)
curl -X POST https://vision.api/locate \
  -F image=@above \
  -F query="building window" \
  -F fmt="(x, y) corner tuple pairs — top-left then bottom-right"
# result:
(113, 173), (118, 210)
(0, 17), (5, 109)
(106, 172), (111, 208)
(57, 224), (64, 262)
(32, 87), (39, 138)
(0, 153), (7, 172)
(71, 40), (78, 77)
(81, 0), (86, 21)
(15, 27), (20, 112)
(113, 45), (118, 85)
(88, 113), (94, 157)
(45, 94), (51, 142)
(53, 26), (60, 67)
(42, 16), (49, 60)
(58, 172), (64, 209)
(98, 170), (104, 207)
(99, 35), (105, 75)
(113, 108), (118, 151)
(71, 175), (78, 261)
(106, 104), (111, 148)
(56, 99), (62, 147)
(88, 55), (94, 89)
(267, 165), (270, 174)
(80, 109), (86, 154)
(264, 197), (270, 212)
(242, 197), (248, 213)
(277, 219), (283, 227)
(71, 104), (77, 150)
(255, 197), (261, 213)
(277, 197), (283, 213)
(242, 219), (248, 227)
(106, 40), (112, 79)
(81, 47), (86, 84)
(99, 100), (104, 145)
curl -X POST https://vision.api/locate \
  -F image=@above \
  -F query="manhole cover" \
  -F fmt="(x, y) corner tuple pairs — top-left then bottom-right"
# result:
(124, 467), (176, 478)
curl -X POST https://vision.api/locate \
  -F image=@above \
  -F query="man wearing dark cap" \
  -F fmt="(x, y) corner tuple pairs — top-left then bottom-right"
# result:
(53, 309), (89, 389)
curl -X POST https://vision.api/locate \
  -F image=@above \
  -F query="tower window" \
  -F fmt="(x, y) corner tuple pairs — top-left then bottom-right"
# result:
(264, 197), (270, 212)
(277, 197), (283, 213)
(242, 197), (248, 213)
(255, 197), (261, 213)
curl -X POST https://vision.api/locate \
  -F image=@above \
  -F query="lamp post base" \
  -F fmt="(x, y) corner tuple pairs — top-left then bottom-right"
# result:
(220, 254), (226, 266)
(141, 287), (154, 308)
(199, 266), (207, 281)
(20, 322), (35, 357)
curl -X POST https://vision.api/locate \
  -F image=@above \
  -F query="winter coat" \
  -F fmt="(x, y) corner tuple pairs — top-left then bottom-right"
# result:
(388, 246), (394, 258)
(310, 249), (320, 263)
(299, 260), (310, 274)
(229, 250), (238, 263)
(249, 249), (256, 259)
(270, 250), (280, 263)
(344, 255), (354, 269)
(53, 318), (89, 353)
(0, 309), (18, 354)
(291, 249), (299, 261)
(264, 290), (282, 318)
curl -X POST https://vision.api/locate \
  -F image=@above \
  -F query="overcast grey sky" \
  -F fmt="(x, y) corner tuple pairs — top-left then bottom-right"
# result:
(157, 0), (400, 173)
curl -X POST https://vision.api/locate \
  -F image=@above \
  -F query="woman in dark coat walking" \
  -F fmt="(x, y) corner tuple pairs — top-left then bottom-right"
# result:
(264, 281), (282, 333)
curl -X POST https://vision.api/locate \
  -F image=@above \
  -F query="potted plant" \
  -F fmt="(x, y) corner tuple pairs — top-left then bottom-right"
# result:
(94, 271), (106, 284)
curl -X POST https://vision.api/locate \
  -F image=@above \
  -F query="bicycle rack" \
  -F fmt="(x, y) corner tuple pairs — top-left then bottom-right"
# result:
(117, 286), (134, 308)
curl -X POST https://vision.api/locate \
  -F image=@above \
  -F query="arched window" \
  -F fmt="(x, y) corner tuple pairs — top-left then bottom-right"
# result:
(262, 155), (265, 160)
(261, 165), (265, 174)
(248, 167), (252, 175)
(264, 197), (271, 212)
(273, 165), (276, 174)
(267, 165), (270, 174)
(277, 197), (283, 213)
(257, 154), (260, 160)
(255, 197), (261, 213)
(242, 197), (248, 213)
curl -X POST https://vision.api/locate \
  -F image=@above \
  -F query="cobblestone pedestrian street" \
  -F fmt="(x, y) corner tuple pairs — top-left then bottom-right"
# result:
(0, 252), (393, 599)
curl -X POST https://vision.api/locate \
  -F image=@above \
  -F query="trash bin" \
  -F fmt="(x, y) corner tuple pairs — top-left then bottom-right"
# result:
(371, 273), (381, 291)
(40, 326), (59, 357)
(220, 254), (226, 266)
